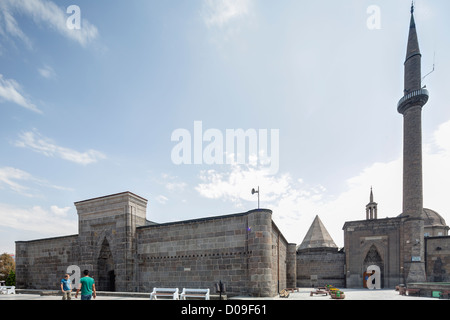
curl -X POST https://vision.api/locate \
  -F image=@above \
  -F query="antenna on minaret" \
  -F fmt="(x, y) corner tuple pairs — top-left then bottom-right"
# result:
(411, 1), (415, 14)
(422, 51), (436, 83)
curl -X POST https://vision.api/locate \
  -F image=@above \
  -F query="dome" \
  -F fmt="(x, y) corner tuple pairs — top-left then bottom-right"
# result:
(423, 208), (447, 228)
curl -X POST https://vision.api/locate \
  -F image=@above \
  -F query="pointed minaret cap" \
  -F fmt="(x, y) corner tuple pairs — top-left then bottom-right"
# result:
(398, 2), (428, 114)
(405, 2), (421, 63)
(297, 215), (338, 251)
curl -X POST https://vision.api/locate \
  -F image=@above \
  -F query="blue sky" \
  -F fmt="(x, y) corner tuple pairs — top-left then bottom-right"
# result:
(1, 0), (450, 254)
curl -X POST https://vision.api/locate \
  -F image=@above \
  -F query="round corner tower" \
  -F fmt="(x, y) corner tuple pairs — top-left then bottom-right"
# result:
(397, 5), (428, 283)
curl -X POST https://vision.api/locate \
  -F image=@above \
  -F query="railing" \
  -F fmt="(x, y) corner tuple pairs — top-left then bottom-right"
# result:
(397, 88), (429, 112)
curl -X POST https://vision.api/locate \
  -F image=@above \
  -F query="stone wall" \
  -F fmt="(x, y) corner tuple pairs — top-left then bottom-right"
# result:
(286, 244), (297, 289)
(137, 212), (251, 296)
(269, 222), (294, 293)
(426, 236), (450, 282)
(136, 209), (292, 297)
(296, 248), (345, 288)
(15, 235), (79, 290)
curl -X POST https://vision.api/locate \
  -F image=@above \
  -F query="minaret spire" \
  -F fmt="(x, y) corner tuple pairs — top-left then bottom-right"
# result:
(403, 2), (422, 95)
(366, 187), (377, 220)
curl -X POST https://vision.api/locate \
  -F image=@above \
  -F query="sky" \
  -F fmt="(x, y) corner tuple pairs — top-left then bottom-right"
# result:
(1, 0), (450, 254)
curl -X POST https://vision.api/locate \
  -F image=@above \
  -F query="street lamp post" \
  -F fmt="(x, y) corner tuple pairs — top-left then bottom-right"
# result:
(251, 187), (260, 209)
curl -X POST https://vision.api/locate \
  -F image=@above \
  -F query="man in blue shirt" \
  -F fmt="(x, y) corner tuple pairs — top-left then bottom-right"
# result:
(60, 274), (72, 300)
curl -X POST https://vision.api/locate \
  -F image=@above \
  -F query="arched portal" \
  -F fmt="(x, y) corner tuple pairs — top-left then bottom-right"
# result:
(363, 245), (384, 289)
(97, 238), (115, 291)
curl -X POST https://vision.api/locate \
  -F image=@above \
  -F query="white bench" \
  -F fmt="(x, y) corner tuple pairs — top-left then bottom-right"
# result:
(0, 286), (15, 295)
(150, 288), (179, 300)
(180, 288), (210, 300)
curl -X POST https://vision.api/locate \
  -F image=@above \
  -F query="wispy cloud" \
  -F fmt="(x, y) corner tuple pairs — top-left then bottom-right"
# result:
(0, 167), (35, 196)
(196, 164), (301, 207)
(38, 65), (56, 80)
(155, 195), (169, 204)
(0, 203), (77, 236)
(202, 0), (252, 28)
(160, 173), (187, 192)
(0, 6), (33, 49)
(14, 130), (106, 165)
(0, 74), (42, 114)
(0, 0), (99, 48)
(201, 0), (254, 47)
(0, 166), (72, 197)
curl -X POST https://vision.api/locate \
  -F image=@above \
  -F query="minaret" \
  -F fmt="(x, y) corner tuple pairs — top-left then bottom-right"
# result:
(366, 188), (378, 220)
(397, 3), (428, 283)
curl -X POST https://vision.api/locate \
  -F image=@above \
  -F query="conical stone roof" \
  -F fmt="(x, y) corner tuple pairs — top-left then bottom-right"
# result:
(297, 215), (337, 251)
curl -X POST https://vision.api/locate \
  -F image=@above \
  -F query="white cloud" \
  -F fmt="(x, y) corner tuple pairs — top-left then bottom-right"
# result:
(155, 195), (169, 204)
(0, 0), (99, 48)
(423, 120), (450, 216)
(0, 203), (77, 236)
(195, 119), (450, 248)
(159, 173), (188, 192)
(432, 120), (450, 152)
(0, 166), (72, 197)
(50, 205), (71, 217)
(202, 0), (252, 28)
(165, 182), (187, 192)
(0, 167), (34, 196)
(201, 0), (254, 47)
(0, 74), (42, 114)
(196, 165), (299, 207)
(38, 65), (56, 79)
(14, 130), (106, 165)
(0, 7), (33, 49)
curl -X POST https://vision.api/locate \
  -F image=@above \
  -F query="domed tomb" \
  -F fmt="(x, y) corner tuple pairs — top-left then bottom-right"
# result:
(423, 208), (449, 237)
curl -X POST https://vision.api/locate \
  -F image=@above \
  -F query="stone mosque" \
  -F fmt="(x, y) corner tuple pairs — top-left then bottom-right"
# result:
(15, 6), (450, 297)
(297, 4), (450, 291)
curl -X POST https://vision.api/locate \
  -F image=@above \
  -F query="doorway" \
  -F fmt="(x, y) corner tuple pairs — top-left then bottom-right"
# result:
(363, 245), (384, 288)
(97, 238), (115, 292)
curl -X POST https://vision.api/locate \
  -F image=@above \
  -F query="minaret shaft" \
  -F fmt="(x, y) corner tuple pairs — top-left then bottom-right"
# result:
(397, 4), (428, 283)
(402, 105), (423, 218)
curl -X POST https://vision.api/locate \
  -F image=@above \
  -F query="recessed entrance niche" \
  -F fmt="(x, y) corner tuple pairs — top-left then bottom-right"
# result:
(97, 238), (115, 292)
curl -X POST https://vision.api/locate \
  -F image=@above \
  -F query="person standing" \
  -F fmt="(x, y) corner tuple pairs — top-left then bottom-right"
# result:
(75, 270), (96, 300)
(60, 274), (72, 300)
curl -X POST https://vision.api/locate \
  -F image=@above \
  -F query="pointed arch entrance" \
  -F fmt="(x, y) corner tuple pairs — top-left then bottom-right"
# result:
(97, 238), (115, 292)
(363, 245), (384, 288)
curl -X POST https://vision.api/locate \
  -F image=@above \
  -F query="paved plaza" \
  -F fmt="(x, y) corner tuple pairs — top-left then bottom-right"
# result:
(0, 288), (443, 300)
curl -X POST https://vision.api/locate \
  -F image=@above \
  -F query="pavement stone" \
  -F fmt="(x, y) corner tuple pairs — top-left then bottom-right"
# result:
(0, 288), (443, 300)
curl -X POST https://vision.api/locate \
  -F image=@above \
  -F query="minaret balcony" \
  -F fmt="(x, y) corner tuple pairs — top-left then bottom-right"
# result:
(397, 88), (429, 114)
